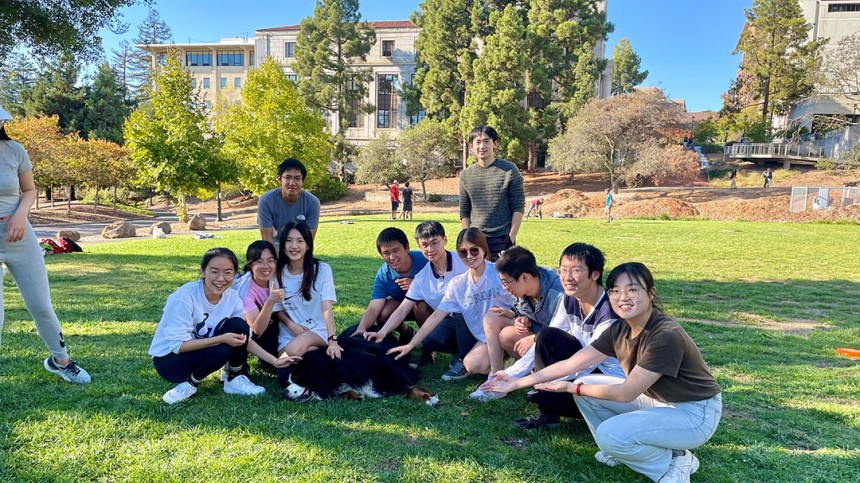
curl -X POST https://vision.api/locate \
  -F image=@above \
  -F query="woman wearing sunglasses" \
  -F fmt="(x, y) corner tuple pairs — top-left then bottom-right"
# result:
(274, 221), (340, 363)
(482, 262), (721, 482)
(388, 228), (513, 377)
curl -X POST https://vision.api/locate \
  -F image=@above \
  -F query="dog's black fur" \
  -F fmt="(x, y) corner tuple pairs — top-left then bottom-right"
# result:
(277, 329), (422, 401)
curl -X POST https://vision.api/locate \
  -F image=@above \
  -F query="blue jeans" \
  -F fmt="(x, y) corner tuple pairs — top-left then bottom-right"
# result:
(574, 374), (722, 482)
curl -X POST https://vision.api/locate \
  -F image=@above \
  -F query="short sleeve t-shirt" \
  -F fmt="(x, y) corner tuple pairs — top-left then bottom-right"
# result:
(242, 279), (284, 315)
(437, 261), (514, 342)
(405, 251), (468, 310)
(591, 309), (721, 403)
(0, 140), (33, 217)
(370, 250), (429, 301)
(277, 261), (336, 331)
(257, 188), (321, 237)
(390, 185), (399, 202)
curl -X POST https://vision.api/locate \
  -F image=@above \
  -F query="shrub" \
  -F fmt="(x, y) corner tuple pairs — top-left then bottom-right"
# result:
(310, 175), (348, 202)
(426, 193), (442, 202)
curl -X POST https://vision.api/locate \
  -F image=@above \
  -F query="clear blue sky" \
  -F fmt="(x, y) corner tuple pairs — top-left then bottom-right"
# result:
(99, 0), (752, 112)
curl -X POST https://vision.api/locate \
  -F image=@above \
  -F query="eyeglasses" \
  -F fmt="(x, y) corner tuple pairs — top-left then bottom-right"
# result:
(457, 247), (482, 259)
(419, 238), (442, 250)
(280, 175), (303, 184)
(557, 267), (584, 279)
(252, 258), (276, 267)
(499, 276), (517, 288)
(607, 287), (642, 300)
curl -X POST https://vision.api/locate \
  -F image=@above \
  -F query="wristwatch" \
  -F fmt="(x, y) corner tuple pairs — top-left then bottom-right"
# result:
(328, 334), (337, 342)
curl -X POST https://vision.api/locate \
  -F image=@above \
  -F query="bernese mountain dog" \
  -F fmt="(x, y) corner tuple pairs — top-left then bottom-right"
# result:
(278, 329), (438, 406)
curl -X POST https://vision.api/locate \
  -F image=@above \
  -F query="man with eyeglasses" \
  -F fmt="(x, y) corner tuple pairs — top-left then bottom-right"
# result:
(364, 221), (472, 379)
(257, 158), (321, 245)
(471, 246), (563, 402)
(486, 243), (624, 429)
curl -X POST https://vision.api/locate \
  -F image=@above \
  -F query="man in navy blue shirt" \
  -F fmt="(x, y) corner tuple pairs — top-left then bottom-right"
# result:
(348, 228), (429, 341)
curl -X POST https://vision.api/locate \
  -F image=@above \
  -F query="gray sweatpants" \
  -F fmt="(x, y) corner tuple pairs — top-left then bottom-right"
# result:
(0, 219), (69, 360)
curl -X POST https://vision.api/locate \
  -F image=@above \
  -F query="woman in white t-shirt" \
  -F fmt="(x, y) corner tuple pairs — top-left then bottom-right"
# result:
(149, 248), (290, 405)
(388, 227), (513, 375)
(274, 221), (341, 361)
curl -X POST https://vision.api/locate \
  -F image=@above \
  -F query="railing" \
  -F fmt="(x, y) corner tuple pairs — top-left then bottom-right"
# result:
(726, 142), (829, 160)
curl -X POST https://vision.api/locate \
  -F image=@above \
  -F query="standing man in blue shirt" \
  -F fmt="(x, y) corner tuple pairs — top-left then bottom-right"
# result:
(257, 158), (321, 244)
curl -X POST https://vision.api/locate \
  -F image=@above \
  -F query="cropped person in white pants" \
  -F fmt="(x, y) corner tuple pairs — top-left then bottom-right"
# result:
(484, 262), (722, 482)
(0, 107), (90, 383)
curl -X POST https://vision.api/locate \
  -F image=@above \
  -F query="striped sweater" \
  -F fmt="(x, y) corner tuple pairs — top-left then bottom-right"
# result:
(459, 158), (525, 237)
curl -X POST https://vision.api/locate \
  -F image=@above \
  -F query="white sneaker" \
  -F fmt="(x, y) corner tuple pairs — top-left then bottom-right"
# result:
(224, 374), (266, 396)
(163, 382), (197, 405)
(220, 364), (229, 383)
(659, 450), (699, 483)
(468, 375), (506, 402)
(44, 357), (91, 384)
(594, 450), (619, 467)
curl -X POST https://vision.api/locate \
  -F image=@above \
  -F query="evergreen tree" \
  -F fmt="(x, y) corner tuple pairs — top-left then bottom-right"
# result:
(81, 63), (130, 144)
(0, 52), (38, 116)
(734, 0), (822, 127)
(111, 39), (136, 103)
(128, 8), (173, 101)
(611, 38), (648, 95)
(293, 0), (376, 182)
(21, 53), (86, 134)
(562, 41), (601, 119)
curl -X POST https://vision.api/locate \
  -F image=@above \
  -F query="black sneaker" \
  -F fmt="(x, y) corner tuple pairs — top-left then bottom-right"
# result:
(513, 413), (560, 430)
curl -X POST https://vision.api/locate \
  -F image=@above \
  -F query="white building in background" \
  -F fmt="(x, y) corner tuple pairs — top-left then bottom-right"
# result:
(790, 0), (860, 129)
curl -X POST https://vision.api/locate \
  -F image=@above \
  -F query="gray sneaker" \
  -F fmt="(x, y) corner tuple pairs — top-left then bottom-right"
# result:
(44, 357), (91, 384)
(441, 361), (469, 381)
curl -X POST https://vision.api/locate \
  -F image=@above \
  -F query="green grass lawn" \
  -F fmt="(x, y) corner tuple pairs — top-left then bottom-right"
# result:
(1, 215), (858, 482)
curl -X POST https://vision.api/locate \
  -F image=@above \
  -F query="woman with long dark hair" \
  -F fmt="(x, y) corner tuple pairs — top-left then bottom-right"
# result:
(484, 262), (722, 482)
(274, 221), (341, 360)
(0, 107), (90, 383)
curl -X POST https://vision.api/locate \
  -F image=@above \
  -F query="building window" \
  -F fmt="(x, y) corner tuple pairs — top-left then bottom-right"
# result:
(382, 40), (394, 57)
(250, 52), (255, 66)
(217, 51), (244, 66)
(156, 53), (167, 66)
(186, 51), (212, 66)
(234, 77), (241, 88)
(347, 79), (365, 128)
(191, 78), (197, 88)
(377, 74), (398, 129)
(828, 4), (860, 12)
(220, 77), (227, 88)
(203, 77), (211, 89)
(286, 74), (298, 82)
(285, 42), (296, 58)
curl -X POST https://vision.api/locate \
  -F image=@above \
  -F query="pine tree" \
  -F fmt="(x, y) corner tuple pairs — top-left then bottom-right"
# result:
(293, 0), (376, 182)
(111, 39), (136, 104)
(21, 53), (87, 134)
(0, 52), (38, 116)
(81, 63), (130, 144)
(128, 9), (173, 101)
(611, 38), (648, 95)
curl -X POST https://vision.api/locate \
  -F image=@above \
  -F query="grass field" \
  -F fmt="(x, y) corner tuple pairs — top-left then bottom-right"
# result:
(1, 214), (858, 482)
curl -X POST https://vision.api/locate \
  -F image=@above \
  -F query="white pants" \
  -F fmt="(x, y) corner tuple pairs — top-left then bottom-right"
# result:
(574, 374), (722, 482)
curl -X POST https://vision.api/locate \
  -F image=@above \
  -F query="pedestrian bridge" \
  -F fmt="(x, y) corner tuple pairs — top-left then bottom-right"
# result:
(725, 143), (825, 167)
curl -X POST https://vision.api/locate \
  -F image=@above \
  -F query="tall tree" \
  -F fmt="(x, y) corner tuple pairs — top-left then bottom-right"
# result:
(354, 134), (405, 185)
(293, 0), (376, 182)
(111, 39), (136, 103)
(819, 33), (860, 104)
(128, 8), (173, 101)
(611, 38), (648, 95)
(561, 41), (601, 119)
(396, 119), (459, 198)
(734, 0), (822, 128)
(215, 58), (331, 196)
(124, 52), (233, 221)
(80, 63), (130, 144)
(21, 53), (87, 134)
(0, 52), (38, 116)
(0, 0), (145, 63)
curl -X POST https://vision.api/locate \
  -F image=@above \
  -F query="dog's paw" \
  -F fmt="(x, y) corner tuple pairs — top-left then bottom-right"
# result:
(425, 395), (440, 407)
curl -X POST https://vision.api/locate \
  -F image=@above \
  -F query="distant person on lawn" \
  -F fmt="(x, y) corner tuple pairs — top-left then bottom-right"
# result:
(389, 180), (400, 220)
(400, 182), (413, 220)
(257, 158), (320, 246)
(459, 125), (525, 260)
(762, 168), (773, 188)
(483, 262), (722, 482)
(150, 248), (292, 405)
(604, 189), (614, 223)
(0, 106), (90, 384)
(525, 198), (542, 219)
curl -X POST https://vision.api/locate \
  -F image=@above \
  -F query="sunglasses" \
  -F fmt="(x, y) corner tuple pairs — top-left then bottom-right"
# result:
(457, 247), (482, 259)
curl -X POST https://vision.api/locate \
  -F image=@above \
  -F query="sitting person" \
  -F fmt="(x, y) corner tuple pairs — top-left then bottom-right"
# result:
(388, 228), (514, 379)
(363, 221), (471, 380)
(274, 221), (341, 371)
(149, 248), (291, 405)
(472, 246), (563, 402)
(483, 262), (722, 482)
(349, 227), (429, 341)
(506, 242), (624, 429)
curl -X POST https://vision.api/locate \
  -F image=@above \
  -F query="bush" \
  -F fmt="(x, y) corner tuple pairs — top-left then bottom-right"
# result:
(81, 186), (136, 205)
(698, 143), (725, 154)
(426, 193), (442, 203)
(310, 175), (348, 202)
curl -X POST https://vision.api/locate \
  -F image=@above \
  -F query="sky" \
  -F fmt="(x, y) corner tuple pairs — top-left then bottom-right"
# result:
(98, 0), (753, 112)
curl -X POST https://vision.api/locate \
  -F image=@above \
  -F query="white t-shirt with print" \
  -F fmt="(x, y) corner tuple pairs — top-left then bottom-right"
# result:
(277, 261), (336, 349)
(437, 261), (513, 342)
(404, 251), (468, 310)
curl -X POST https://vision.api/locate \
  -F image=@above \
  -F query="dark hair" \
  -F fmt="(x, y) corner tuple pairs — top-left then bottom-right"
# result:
(414, 220), (445, 240)
(559, 243), (606, 287)
(605, 262), (662, 310)
(456, 227), (490, 260)
(243, 240), (277, 274)
(404, 181), (410, 188)
(277, 158), (307, 179)
(468, 125), (499, 145)
(376, 227), (410, 253)
(495, 245), (539, 279)
(0, 125), (10, 141)
(201, 247), (239, 272)
(276, 221), (320, 301)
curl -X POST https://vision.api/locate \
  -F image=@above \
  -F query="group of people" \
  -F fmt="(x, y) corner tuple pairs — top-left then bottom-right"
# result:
(1, 115), (723, 482)
(388, 180), (414, 221)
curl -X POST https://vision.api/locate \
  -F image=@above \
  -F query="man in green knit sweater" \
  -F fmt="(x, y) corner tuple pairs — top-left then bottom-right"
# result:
(459, 125), (525, 260)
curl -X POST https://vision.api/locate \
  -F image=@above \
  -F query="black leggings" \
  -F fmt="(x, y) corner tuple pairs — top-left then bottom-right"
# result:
(252, 319), (280, 358)
(153, 317), (250, 383)
(422, 313), (478, 360)
(529, 327), (588, 419)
